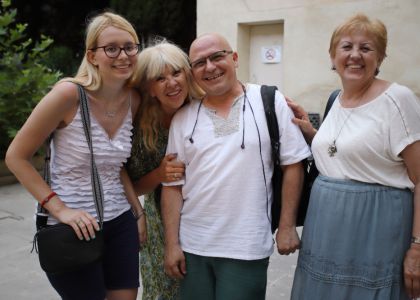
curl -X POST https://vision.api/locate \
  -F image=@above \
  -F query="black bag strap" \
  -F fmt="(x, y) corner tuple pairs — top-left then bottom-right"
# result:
(323, 89), (340, 120)
(78, 84), (105, 227)
(261, 85), (280, 166)
(36, 84), (104, 229)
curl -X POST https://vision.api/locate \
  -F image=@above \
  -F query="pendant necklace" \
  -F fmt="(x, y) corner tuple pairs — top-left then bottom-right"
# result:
(328, 96), (362, 157)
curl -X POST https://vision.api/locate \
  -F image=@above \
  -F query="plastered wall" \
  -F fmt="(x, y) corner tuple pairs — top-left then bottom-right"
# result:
(196, 0), (420, 115)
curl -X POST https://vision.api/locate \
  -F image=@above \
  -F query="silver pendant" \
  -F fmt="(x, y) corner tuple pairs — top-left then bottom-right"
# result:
(328, 141), (337, 157)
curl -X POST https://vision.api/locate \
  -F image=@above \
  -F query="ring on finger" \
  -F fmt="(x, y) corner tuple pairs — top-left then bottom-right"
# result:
(77, 219), (84, 226)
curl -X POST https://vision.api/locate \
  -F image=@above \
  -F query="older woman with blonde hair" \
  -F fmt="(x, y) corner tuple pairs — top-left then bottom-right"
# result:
(289, 13), (420, 299)
(126, 40), (204, 300)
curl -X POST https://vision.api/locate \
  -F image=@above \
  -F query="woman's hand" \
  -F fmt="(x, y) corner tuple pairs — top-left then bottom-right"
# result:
(286, 97), (317, 143)
(54, 205), (100, 241)
(158, 153), (185, 183)
(402, 141), (420, 298)
(137, 212), (147, 249)
(404, 244), (420, 298)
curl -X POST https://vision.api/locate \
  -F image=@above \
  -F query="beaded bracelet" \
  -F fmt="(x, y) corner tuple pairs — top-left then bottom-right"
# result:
(40, 191), (57, 208)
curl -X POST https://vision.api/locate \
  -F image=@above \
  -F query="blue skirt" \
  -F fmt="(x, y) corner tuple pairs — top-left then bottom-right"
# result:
(291, 175), (413, 300)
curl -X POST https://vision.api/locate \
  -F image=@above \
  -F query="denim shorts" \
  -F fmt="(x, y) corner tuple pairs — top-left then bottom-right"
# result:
(46, 209), (140, 300)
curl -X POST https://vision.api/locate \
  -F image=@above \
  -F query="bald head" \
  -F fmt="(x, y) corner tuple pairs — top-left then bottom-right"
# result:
(188, 33), (240, 99)
(189, 33), (232, 58)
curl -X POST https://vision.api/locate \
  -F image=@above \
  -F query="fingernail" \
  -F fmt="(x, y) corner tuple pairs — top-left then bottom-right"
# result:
(92, 235), (96, 239)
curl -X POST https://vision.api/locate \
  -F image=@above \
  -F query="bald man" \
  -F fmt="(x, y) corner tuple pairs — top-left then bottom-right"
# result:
(161, 33), (311, 300)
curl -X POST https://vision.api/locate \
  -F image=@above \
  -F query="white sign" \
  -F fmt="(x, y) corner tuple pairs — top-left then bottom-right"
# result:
(261, 45), (281, 64)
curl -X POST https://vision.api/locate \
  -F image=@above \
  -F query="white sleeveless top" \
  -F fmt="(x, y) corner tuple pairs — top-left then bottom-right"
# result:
(48, 101), (133, 224)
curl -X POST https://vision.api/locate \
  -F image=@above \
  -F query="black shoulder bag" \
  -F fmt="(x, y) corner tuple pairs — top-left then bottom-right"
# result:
(33, 84), (105, 275)
(261, 86), (339, 233)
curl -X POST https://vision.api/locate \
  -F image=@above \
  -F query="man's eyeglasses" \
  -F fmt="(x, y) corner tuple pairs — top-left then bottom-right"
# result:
(190, 50), (233, 70)
(90, 43), (140, 58)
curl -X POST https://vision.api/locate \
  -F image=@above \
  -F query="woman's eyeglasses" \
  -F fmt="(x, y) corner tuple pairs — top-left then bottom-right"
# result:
(90, 44), (140, 58)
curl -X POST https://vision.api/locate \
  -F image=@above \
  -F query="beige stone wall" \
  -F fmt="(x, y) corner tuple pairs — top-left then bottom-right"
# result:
(196, 0), (420, 115)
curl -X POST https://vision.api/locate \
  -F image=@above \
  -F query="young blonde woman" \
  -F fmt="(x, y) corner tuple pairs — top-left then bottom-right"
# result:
(6, 12), (145, 300)
(126, 41), (203, 300)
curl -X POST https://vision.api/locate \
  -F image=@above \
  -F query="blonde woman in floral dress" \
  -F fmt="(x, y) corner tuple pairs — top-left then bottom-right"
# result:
(126, 41), (203, 300)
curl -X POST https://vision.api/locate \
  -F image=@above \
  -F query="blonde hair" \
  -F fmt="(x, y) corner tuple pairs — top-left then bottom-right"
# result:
(134, 41), (204, 151)
(329, 13), (387, 64)
(59, 12), (139, 90)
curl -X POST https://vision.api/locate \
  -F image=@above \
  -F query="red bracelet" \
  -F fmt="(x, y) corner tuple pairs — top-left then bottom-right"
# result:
(40, 191), (57, 208)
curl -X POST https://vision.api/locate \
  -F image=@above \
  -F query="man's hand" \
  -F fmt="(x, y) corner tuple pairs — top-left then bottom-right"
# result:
(164, 243), (187, 279)
(276, 226), (300, 255)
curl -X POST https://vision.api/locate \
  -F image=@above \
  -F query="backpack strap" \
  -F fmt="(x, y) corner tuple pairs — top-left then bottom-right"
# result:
(260, 85), (280, 166)
(261, 85), (286, 232)
(323, 89), (340, 120)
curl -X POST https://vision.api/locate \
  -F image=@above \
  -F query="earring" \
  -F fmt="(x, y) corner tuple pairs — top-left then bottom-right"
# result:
(375, 68), (379, 76)
(331, 65), (336, 71)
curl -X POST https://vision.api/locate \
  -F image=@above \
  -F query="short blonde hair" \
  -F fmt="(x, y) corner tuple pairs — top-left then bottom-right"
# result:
(134, 41), (204, 151)
(60, 12), (139, 90)
(329, 13), (387, 63)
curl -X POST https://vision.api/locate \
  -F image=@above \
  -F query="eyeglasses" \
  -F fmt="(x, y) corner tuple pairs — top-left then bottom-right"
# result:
(90, 43), (140, 58)
(190, 50), (233, 70)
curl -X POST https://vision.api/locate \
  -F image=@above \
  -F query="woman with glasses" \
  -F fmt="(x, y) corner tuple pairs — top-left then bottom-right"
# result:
(6, 12), (145, 300)
(126, 40), (204, 300)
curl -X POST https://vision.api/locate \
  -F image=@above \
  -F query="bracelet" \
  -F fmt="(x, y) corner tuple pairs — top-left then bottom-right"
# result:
(132, 209), (146, 220)
(412, 236), (420, 244)
(40, 191), (57, 208)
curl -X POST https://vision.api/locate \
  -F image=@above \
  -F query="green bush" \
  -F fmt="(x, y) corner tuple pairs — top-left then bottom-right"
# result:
(0, 0), (61, 158)
(41, 45), (79, 77)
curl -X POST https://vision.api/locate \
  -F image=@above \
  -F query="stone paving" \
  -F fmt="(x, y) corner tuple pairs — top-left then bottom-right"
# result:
(0, 183), (299, 299)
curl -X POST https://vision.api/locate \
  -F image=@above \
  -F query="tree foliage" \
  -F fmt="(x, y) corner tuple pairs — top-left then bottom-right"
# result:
(110, 0), (196, 51)
(0, 0), (61, 158)
(12, 0), (111, 76)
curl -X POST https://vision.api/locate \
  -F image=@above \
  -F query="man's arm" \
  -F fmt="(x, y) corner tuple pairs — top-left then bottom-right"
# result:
(161, 185), (186, 279)
(276, 161), (304, 255)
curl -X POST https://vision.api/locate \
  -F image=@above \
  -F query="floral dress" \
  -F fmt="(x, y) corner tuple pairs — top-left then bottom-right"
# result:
(126, 125), (179, 300)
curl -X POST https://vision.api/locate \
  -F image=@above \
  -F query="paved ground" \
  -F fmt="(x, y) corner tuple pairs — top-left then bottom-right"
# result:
(0, 183), (299, 299)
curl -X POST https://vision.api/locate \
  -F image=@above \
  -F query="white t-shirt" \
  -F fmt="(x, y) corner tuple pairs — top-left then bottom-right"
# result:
(164, 83), (311, 260)
(312, 82), (420, 190)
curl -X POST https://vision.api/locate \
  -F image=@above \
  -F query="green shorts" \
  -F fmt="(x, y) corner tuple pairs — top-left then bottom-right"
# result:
(180, 252), (269, 300)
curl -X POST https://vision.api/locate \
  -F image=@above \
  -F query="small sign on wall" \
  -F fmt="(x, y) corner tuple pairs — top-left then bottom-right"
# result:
(261, 45), (281, 64)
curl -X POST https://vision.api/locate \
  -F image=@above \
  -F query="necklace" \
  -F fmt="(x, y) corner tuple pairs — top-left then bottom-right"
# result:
(328, 82), (375, 156)
(103, 91), (131, 118)
(105, 110), (117, 118)
(327, 97), (361, 157)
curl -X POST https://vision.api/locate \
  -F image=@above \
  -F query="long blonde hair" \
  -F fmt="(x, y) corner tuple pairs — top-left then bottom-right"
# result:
(59, 12), (139, 90)
(134, 41), (204, 152)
